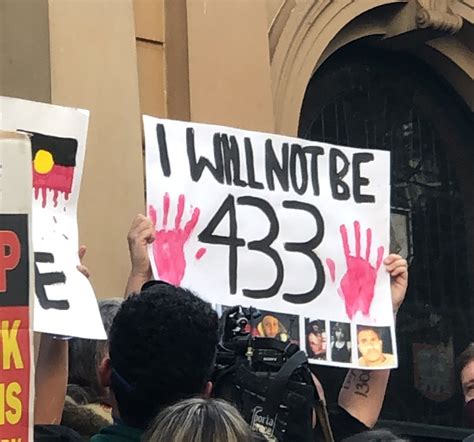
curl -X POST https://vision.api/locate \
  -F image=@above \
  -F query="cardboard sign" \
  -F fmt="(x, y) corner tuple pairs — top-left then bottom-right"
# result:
(0, 131), (34, 441)
(144, 117), (396, 369)
(0, 97), (105, 339)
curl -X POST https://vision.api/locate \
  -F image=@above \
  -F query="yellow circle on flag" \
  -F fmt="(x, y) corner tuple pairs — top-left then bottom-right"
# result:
(34, 149), (54, 174)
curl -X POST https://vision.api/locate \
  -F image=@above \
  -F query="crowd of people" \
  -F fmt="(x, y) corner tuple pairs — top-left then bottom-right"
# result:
(31, 213), (473, 442)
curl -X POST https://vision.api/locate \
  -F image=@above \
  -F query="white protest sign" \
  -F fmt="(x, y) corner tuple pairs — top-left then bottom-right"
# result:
(144, 116), (396, 369)
(0, 96), (105, 339)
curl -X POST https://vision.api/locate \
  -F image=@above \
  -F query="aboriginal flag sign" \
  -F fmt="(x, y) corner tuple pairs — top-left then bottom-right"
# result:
(26, 131), (78, 208)
(0, 96), (105, 339)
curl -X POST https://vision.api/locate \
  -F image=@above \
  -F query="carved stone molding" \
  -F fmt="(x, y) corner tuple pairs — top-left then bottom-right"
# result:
(416, 0), (463, 33)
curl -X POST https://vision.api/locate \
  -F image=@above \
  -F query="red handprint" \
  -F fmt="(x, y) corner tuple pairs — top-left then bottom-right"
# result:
(326, 221), (384, 320)
(149, 193), (206, 286)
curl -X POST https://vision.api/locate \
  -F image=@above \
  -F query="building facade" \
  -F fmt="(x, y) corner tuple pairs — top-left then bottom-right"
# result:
(1, 0), (473, 437)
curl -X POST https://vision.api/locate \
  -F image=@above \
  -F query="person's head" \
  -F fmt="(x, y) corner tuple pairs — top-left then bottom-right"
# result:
(67, 298), (122, 404)
(333, 323), (345, 342)
(100, 282), (219, 429)
(142, 398), (253, 442)
(457, 343), (474, 403)
(357, 327), (383, 364)
(261, 315), (280, 337)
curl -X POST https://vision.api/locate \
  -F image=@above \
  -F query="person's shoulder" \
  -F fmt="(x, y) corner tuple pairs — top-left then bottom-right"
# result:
(34, 424), (82, 441)
(90, 424), (144, 442)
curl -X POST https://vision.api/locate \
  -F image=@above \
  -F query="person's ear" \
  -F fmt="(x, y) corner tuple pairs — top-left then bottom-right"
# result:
(98, 357), (112, 387)
(203, 381), (213, 398)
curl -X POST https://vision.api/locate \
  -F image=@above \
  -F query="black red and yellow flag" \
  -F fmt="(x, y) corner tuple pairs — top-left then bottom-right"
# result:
(20, 130), (78, 208)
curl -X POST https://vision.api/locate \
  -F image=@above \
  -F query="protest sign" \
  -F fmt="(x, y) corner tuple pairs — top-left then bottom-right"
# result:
(144, 116), (396, 369)
(0, 131), (34, 441)
(0, 97), (105, 339)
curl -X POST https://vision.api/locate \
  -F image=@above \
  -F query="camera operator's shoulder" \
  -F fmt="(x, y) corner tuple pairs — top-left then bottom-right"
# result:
(326, 404), (370, 441)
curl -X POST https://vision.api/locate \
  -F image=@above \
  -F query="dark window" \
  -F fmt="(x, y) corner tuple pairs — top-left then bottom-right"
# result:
(300, 46), (474, 431)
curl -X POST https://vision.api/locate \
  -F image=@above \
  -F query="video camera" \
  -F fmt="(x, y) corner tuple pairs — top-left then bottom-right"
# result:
(212, 306), (334, 442)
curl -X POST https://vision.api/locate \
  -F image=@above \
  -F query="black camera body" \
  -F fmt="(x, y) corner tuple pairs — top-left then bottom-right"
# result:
(212, 306), (332, 442)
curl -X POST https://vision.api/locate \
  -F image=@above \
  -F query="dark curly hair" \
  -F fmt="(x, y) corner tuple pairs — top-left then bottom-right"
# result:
(109, 283), (219, 429)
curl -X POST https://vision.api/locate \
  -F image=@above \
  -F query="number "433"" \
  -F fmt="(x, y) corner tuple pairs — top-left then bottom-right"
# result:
(198, 194), (325, 304)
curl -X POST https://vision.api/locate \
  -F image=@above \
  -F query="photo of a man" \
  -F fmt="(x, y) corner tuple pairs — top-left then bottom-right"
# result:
(357, 326), (394, 367)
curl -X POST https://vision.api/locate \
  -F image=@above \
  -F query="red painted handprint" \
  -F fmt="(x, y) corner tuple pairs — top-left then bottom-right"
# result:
(326, 221), (384, 319)
(149, 193), (206, 286)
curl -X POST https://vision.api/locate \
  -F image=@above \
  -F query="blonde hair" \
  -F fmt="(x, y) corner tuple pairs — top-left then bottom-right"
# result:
(143, 398), (253, 442)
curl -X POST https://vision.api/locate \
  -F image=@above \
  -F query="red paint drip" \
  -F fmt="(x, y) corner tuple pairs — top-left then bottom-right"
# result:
(195, 248), (206, 260)
(32, 164), (74, 208)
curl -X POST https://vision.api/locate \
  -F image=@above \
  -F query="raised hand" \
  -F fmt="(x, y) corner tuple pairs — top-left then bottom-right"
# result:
(326, 221), (384, 319)
(149, 193), (206, 286)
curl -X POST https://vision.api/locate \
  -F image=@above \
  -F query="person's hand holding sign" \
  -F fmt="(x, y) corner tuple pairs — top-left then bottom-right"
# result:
(149, 193), (206, 286)
(124, 214), (155, 297)
(383, 253), (408, 315)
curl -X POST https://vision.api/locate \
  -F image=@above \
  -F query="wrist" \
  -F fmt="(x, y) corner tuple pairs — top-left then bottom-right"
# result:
(129, 267), (152, 279)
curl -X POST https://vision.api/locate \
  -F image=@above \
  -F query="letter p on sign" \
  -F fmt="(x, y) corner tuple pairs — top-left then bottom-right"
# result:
(0, 231), (20, 292)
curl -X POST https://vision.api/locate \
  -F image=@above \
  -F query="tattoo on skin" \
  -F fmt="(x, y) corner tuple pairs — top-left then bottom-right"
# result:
(354, 370), (371, 398)
(342, 370), (372, 398)
(343, 369), (357, 390)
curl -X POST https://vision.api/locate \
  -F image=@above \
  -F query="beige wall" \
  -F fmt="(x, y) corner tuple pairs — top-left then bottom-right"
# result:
(0, 0), (51, 102)
(186, 0), (275, 133)
(134, 0), (167, 117)
(48, 0), (144, 298)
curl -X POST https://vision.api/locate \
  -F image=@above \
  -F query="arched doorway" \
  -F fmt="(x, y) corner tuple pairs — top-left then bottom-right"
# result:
(299, 45), (474, 429)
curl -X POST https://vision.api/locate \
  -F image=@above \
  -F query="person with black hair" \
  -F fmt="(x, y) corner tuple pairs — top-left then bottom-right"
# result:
(91, 281), (219, 441)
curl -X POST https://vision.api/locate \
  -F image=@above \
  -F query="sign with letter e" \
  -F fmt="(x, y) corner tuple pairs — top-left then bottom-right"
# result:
(0, 131), (34, 441)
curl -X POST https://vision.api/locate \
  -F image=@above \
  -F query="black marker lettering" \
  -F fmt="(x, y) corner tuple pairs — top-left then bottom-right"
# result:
(238, 196), (283, 299)
(186, 128), (224, 183)
(303, 145), (324, 196)
(219, 133), (247, 187)
(198, 195), (245, 294)
(34, 252), (69, 310)
(283, 201), (325, 304)
(156, 123), (171, 177)
(244, 138), (264, 190)
(265, 139), (289, 192)
(353, 153), (375, 203)
(289, 144), (308, 195)
(329, 148), (351, 200)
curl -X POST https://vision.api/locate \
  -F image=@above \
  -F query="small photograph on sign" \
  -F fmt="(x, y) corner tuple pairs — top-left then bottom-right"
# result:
(253, 310), (300, 344)
(329, 321), (352, 363)
(356, 325), (394, 368)
(305, 319), (327, 360)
